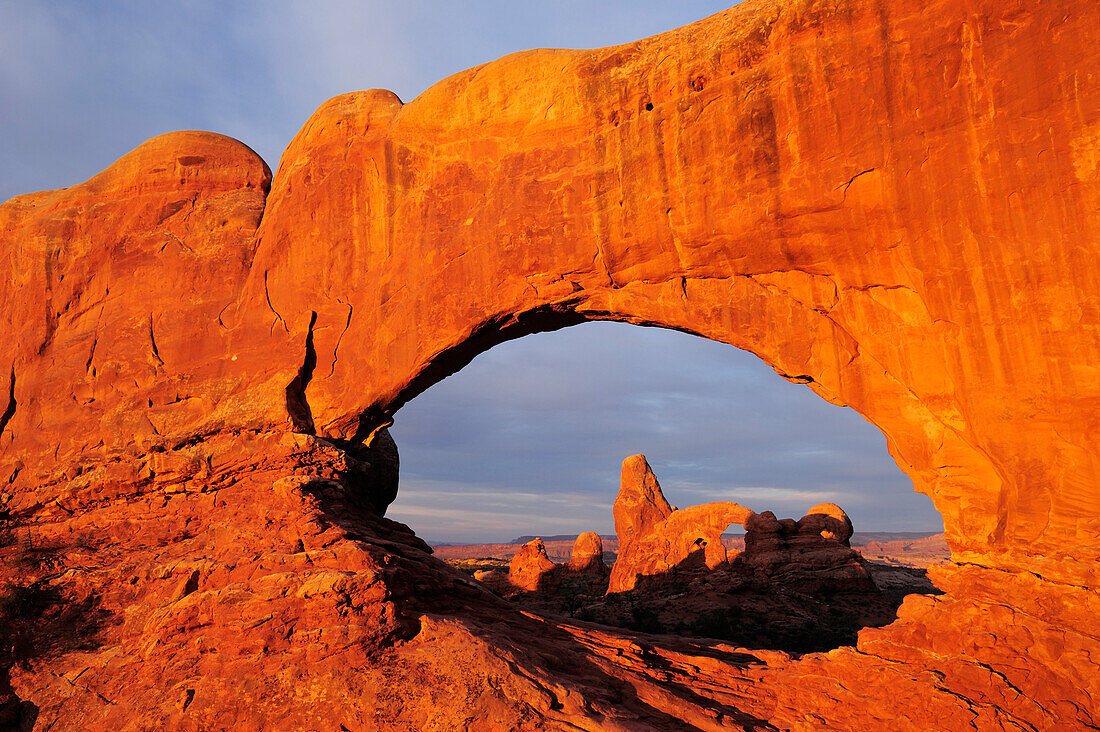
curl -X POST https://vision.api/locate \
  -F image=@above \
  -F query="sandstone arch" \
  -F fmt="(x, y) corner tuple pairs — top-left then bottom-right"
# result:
(244, 0), (1099, 588)
(2, 0), (1099, 728)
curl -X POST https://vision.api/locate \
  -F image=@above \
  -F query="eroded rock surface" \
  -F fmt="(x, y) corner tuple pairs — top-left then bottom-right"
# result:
(477, 457), (892, 654)
(743, 507), (877, 593)
(607, 456), (872, 597)
(1, 0), (1099, 728)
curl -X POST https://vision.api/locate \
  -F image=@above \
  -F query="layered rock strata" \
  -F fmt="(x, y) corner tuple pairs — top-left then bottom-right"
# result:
(1, 0), (1099, 728)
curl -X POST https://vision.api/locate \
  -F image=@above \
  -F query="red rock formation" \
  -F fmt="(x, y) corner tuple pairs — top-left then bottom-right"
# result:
(802, 502), (854, 544)
(743, 506), (877, 593)
(609, 455), (753, 592)
(607, 457), (867, 595)
(469, 534), (610, 598)
(614, 454), (675, 544)
(1, 0), (1099, 728)
(507, 538), (558, 592)
(566, 531), (607, 574)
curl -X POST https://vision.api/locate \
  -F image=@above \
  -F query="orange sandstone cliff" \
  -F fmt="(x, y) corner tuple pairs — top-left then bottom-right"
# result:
(1, 0), (1099, 729)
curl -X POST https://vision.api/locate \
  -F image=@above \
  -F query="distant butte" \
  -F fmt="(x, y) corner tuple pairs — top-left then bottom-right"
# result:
(1, 0), (1099, 729)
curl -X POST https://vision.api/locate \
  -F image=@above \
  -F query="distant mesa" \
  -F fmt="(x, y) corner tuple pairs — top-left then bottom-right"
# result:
(510, 533), (615, 545)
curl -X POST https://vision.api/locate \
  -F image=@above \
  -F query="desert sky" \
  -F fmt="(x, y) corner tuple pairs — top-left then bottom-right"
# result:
(0, 0), (942, 541)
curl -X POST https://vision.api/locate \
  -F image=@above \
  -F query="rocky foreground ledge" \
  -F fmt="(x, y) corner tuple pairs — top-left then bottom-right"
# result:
(2, 0), (1099, 728)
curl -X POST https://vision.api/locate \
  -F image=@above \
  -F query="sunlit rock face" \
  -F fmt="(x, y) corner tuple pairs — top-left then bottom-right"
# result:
(610, 454), (753, 592)
(566, 531), (608, 575)
(608, 454), (874, 601)
(2, 0), (1099, 728)
(508, 538), (558, 592)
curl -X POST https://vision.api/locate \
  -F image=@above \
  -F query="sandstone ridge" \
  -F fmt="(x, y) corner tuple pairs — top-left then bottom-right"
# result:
(2, 0), (1099, 728)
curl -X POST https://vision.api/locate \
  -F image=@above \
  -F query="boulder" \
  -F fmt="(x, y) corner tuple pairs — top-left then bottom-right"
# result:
(566, 532), (607, 575)
(507, 538), (558, 592)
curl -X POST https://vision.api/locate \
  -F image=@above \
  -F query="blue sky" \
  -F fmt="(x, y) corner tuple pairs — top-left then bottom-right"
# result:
(0, 1), (943, 541)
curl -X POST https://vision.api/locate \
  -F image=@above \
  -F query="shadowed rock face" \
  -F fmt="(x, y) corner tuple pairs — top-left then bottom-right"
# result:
(743, 506), (877, 593)
(2, 0), (1099, 728)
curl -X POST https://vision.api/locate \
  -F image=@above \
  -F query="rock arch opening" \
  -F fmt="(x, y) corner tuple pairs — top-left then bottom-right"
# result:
(388, 322), (939, 542)
(386, 321), (944, 652)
